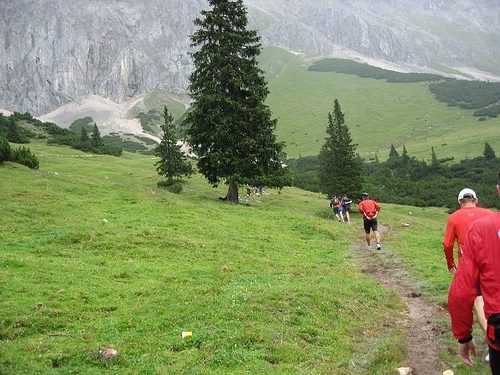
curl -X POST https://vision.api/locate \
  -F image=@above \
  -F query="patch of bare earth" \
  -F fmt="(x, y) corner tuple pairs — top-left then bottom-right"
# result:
(351, 225), (447, 375)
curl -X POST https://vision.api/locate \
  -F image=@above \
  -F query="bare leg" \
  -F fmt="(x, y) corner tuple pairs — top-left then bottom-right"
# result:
(345, 211), (350, 223)
(374, 230), (381, 244)
(474, 296), (487, 334)
(365, 233), (371, 247)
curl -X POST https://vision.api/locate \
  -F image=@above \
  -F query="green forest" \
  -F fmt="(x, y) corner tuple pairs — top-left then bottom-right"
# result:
(287, 143), (499, 210)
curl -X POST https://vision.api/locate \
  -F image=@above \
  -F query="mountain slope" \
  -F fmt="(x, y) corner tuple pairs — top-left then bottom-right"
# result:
(261, 49), (500, 160)
(1, 0), (499, 115)
(29, 47), (500, 162)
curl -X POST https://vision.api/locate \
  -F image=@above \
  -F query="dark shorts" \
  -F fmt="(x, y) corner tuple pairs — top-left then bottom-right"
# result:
(363, 218), (378, 233)
(343, 206), (350, 213)
(489, 345), (500, 374)
(333, 207), (339, 214)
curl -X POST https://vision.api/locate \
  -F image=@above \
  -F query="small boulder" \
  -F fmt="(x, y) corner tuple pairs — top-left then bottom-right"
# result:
(99, 348), (118, 360)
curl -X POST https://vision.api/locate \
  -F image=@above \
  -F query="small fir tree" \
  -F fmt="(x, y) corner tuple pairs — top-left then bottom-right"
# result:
(483, 142), (496, 160)
(184, 0), (286, 202)
(90, 124), (104, 148)
(401, 145), (410, 165)
(80, 127), (90, 144)
(155, 106), (193, 183)
(386, 144), (401, 168)
(431, 146), (439, 166)
(318, 99), (362, 197)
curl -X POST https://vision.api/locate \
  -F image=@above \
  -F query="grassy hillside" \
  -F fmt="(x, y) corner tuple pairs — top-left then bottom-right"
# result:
(126, 89), (190, 138)
(0, 142), (490, 374)
(260, 48), (500, 161)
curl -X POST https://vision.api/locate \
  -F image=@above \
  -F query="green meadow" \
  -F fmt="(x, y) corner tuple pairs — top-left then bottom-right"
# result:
(259, 47), (500, 161)
(0, 143), (492, 374)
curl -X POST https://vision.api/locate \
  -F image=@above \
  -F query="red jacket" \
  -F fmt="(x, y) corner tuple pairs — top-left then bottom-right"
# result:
(442, 206), (492, 270)
(358, 199), (380, 219)
(448, 213), (500, 349)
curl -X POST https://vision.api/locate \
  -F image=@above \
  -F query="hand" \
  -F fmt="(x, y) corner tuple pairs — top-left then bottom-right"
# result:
(458, 339), (477, 367)
(449, 266), (457, 274)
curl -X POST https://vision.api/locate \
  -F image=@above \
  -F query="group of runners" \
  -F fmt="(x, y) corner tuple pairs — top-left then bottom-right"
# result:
(330, 192), (382, 250)
(329, 187), (499, 373)
(329, 194), (354, 224)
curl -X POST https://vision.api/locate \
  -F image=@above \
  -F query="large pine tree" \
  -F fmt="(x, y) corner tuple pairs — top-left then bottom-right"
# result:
(184, 0), (286, 202)
(155, 106), (193, 183)
(318, 99), (362, 197)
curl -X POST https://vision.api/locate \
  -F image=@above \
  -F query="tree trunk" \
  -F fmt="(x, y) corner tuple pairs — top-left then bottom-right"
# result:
(226, 181), (239, 203)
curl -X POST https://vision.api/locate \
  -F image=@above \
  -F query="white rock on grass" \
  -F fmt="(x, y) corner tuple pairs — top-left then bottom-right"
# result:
(397, 368), (413, 375)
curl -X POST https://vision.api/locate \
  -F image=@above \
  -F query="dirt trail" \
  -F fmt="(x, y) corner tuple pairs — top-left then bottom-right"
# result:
(351, 226), (448, 375)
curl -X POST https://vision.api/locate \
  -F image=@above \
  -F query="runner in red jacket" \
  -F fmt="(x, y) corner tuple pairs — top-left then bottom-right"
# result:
(443, 188), (493, 341)
(442, 188), (492, 272)
(448, 213), (500, 373)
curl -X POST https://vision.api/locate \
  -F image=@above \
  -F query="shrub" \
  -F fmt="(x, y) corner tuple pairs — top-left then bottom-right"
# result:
(157, 180), (183, 194)
(0, 136), (11, 162)
(11, 146), (39, 169)
(167, 182), (183, 194)
(0, 116), (29, 143)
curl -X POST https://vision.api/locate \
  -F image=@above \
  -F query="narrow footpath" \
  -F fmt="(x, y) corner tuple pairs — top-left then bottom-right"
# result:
(350, 226), (448, 375)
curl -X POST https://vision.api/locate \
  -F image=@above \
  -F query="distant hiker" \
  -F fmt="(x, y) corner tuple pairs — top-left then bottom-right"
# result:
(448, 213), (500, 372)
(330, 195), (342, 222)
(358, 192), (381, 250)
(341, 194), (352, 224)
(336, 197), (345, 223)
(442, 188), (493, 338)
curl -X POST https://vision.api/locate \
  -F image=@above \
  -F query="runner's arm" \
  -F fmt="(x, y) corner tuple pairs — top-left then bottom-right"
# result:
(442, 220), (457, 271)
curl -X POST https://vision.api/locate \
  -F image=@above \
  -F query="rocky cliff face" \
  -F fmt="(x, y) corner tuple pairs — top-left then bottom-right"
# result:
(1, 0), (202, 115)
(1, 0), (499, 115)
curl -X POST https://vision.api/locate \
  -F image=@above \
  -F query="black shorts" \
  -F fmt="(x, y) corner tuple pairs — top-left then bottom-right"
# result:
(363, 218), (378, 233)
(489, 345), (500, 375)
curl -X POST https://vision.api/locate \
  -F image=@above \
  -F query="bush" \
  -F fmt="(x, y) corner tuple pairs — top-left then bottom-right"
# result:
(157, 180), (183, 194)
(0, 136), (11, 162)
(11, 146), (39, 169)
(0, 116), (29, 143)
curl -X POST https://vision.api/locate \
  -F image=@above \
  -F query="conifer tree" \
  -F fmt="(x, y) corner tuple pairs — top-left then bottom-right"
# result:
(483, 142), (496, 160)
(184, 0), (286, 202)
(401, 145), (410, 166)
(80, 127), (90, 144)
(431, 146), (439, 166)
(318, 99), (362, 197)
(386, 144), (401, 168)
(155, 106), (193, 183)
(90, 124), (103, 148)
